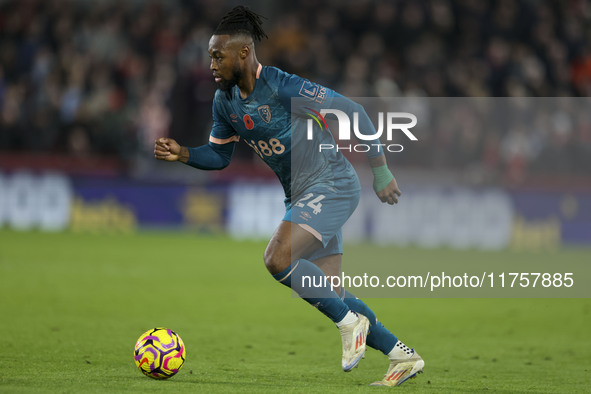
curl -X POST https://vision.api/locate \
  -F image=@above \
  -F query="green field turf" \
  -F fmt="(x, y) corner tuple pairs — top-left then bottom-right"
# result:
(0, 230), (590, 393)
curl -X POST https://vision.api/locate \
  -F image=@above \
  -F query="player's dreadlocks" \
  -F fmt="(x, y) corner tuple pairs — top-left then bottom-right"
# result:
(214, 6), (268, 42)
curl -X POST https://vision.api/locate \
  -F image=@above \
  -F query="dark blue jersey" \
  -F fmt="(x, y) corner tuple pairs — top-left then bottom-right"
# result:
(210, 66), (379, 202)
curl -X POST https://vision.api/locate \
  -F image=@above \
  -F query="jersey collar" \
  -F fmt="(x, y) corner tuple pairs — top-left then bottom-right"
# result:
(236, 64), (263, 102)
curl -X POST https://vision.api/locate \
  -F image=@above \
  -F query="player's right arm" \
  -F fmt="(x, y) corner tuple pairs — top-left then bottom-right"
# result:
(154, 93), (238, 170)
(153, 137), (235, 170)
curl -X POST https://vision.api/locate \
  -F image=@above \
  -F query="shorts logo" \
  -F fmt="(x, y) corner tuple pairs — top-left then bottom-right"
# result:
(257, 105), (272, 123)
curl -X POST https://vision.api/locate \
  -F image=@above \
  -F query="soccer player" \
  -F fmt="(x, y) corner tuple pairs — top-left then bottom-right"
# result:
(154, 6), (424, 387)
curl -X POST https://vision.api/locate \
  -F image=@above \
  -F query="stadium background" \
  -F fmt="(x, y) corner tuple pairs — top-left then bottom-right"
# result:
(1, 0), (590, 248)
(1, 0), (590, 392)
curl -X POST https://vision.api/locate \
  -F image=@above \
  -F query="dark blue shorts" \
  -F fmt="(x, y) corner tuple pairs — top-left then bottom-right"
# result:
(284, 182), (360, 261)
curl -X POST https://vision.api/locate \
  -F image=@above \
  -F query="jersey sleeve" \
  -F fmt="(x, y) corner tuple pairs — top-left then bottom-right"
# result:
(278, 72), (384, 158)
(182, 92), (238, 171)
(277, 72), (335, 117)
(210, 93), (240, 145)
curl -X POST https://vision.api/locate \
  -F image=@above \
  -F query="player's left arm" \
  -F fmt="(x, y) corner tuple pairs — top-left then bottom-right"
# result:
(326, 93), (402, 204)
(336, 96), (401, 204)
(278, 73), (400, 204)
(368, 154), (401, 205)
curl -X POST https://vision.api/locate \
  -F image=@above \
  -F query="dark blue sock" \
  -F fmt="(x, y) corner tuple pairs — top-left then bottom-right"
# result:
(341, 289), (398, 354)
(272, 259), (349, 323)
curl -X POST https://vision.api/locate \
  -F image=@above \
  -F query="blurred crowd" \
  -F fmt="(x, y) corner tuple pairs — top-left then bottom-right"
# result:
(0, 0), (590, 180)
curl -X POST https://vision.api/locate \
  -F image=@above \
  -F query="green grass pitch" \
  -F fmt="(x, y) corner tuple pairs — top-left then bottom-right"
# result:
(0, 230), (589, 393)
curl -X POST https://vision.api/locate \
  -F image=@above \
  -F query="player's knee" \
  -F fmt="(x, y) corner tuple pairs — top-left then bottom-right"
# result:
(263, 243), (290, 275)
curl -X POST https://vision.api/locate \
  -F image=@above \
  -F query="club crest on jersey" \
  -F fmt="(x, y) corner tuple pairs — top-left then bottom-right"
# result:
(230, 113), (239, 123)
(257, 105), (272, 123)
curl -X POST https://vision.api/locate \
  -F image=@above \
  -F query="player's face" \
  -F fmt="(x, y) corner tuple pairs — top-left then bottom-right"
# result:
(208, 35), (243, 92)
